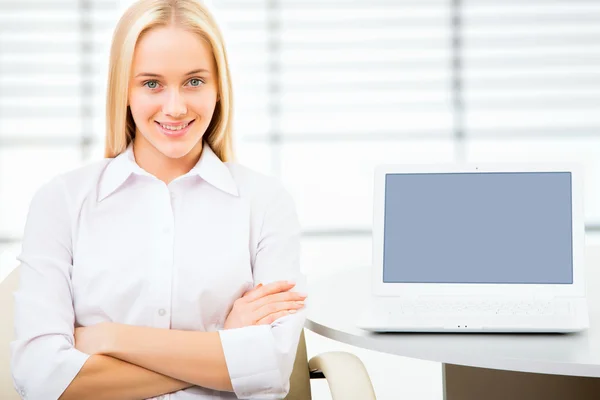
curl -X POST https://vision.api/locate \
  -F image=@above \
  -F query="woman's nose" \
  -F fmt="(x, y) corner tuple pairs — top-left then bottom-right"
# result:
(163, 89), (187, 117)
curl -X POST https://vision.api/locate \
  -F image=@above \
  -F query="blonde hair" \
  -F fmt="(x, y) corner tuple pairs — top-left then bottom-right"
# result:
(104, 0), (234, 161)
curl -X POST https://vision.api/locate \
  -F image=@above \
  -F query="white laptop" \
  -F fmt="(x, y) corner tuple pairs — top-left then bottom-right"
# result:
(357, 163), (589, 333)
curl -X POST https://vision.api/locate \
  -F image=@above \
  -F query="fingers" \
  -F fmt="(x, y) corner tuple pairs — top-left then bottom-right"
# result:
(242, 280), (296, 302)
(255, 309), (299, 325)
(253, 299), (306, 325)
(255, 300), (305, 320)
(227, 281), (306, 330)
(251, 290), (307, 310)
(242, 283), (262, 298)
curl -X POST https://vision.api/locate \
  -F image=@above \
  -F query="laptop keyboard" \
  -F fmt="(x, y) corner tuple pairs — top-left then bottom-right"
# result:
(389, 300), (571, 317)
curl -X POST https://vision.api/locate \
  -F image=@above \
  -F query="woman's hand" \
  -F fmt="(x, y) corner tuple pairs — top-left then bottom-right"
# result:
(74, 322), (117, 355)
(224, 281), (307, 329)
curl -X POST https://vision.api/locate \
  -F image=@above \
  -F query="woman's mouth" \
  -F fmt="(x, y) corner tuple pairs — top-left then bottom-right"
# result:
(155, 120), (195, 138)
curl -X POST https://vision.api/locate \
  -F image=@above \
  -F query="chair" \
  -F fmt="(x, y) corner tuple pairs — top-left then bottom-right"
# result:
(0, 266), (376, 399)
(285, 329), (377, 400)
(0, 265), (19, 400)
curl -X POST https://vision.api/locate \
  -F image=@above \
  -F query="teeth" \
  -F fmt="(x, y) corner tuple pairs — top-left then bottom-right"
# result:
(160, 121), (190, 131)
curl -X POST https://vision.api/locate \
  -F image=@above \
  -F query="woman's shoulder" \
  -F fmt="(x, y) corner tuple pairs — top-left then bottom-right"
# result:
(225, 162), (291, 200)
(35, 158), (112, 201)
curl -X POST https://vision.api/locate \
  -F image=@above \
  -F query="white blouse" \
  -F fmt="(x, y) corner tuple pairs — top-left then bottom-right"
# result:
(10, 142), (307, 400)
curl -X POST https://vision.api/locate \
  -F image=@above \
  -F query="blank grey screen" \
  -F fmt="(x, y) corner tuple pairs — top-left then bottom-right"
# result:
(382, 172), (573, 284)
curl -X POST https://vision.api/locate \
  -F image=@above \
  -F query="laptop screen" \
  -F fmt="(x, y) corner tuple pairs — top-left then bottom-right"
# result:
(383, 171), (573, 284)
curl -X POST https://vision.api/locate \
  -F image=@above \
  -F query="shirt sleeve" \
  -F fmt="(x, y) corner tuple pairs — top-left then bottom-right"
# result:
(218, 183), (308, 399)
(10, 177), (91, 400)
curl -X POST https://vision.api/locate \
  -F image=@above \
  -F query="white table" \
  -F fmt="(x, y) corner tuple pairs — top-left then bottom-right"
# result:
(305, 246), (600, 400)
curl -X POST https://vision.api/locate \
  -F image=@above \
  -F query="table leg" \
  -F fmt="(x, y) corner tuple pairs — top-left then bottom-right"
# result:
(443, 364), (600, 400)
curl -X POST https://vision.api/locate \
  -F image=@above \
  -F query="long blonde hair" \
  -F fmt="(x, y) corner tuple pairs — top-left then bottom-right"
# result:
(104, 0), (234, 161)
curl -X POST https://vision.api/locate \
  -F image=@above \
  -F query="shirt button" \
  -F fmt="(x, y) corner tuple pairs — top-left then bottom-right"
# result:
(162, 227), (170, 234)
(158, 308), (167, 316)
(20, 389), (26, 397)
(170, 192), (176, 200)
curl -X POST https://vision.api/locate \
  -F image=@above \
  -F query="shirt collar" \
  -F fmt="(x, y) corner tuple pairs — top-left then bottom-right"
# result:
(98, 141), (238, 202)
(190, 142), (239, 197)
(97, 143), (139, 202)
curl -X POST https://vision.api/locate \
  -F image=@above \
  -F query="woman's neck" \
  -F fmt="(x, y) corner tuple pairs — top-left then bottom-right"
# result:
(132, 136), (203, 185)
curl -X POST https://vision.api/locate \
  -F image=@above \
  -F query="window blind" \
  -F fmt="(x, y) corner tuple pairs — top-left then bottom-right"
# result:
(0, 0), (117, 243)
(1, 0), (599, 249)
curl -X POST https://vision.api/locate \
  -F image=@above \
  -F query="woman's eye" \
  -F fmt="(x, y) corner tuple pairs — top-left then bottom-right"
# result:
(188, 78), (203, 87)
(144, 80), (159, 89)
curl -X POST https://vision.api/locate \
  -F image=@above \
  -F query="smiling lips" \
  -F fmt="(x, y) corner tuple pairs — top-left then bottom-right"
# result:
(155, 119), (195, 137)
(158, 120), (192, 130)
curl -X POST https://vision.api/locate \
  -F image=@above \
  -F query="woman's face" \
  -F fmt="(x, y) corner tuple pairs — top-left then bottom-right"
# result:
(128, 25), (219, 160)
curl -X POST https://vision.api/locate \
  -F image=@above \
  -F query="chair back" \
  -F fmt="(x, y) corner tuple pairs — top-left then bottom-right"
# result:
(284, 329), (312, 400)
(0, 266), (19, 399)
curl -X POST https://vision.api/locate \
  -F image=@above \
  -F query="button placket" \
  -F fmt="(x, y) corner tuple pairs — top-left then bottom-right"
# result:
(156, 234), (173, 327)
(154, 186), (175, 329)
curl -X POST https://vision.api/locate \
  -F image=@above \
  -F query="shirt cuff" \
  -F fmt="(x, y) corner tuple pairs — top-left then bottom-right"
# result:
(218, 325), (284, 399)
(11, 340), (91, 400)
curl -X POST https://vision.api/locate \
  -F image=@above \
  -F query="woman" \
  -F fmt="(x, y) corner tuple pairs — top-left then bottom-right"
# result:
(10, 1), (307, 399)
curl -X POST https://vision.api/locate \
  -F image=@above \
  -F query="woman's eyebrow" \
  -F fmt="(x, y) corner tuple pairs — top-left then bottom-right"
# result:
(135, 68), (211, 78)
